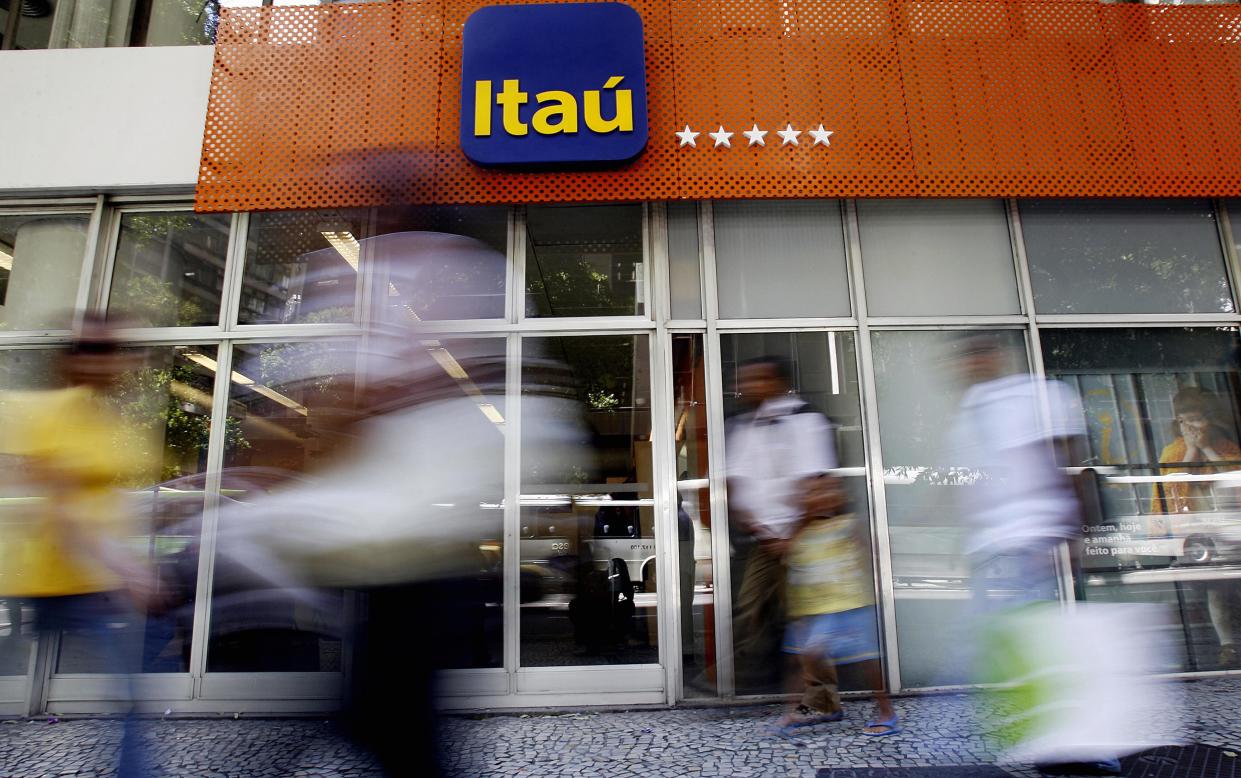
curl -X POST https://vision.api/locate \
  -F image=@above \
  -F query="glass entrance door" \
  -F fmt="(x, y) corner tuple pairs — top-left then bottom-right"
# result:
(514, 334), (665, 698)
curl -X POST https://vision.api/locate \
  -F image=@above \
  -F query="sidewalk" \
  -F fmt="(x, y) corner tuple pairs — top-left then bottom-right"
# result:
(1, 678), (1237, 777)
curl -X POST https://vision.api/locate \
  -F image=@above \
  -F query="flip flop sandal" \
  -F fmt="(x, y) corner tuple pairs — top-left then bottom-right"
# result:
(862, 714), (901, 737)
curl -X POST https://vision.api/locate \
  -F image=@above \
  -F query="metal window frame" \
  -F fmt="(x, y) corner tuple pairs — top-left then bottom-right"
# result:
(0, 202), (99, 343)
(8, 193), (1241, 712)
(844, 198), (903, 695)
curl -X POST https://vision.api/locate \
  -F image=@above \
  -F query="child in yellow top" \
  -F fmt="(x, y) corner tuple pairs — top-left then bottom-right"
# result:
(777, 474), (899, 736)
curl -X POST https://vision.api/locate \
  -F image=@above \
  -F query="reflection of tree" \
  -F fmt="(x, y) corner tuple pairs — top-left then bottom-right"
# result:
(522, 336), (637, 486)
(110, 273), (204, 328)
(112, 213), (227, 327)
(1042, 328), (1238, 374)
(526, 244), (641, 319)
(123, 215), (197, 246)
(255, 341), (350, 404)
(551, 337), (635, 413)
(1023, 202), (1233, 314)
(527, 261), (619, 318)
(403, 259), (504, 320)
(109, 355), (247, 483)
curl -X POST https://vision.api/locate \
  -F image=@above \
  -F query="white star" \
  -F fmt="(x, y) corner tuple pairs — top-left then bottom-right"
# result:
(742, 124), (768, 147)
(708, 126), (734, 148)
(776, 124), (801, 146)
(809, 124), (834, 146)
(675, 125), (700, 148)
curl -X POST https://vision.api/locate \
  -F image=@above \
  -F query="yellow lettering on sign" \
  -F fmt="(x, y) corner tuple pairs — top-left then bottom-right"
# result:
(531, 91), (579, 135)
(496, 79), (529, 136)
(584, 76), (632, 133)
(474, 76), (635, 138)
(473, 80), (493, 137)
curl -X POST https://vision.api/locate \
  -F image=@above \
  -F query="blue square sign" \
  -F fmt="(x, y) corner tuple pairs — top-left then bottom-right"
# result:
(460, 2), (649, 168)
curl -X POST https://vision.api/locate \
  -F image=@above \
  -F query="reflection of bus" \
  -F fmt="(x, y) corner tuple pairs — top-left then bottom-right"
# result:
(518, 492), (658, 593)
(1082, 473), (1241, 567)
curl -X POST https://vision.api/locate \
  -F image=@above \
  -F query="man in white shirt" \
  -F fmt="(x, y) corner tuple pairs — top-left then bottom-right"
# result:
(948, 335), (1087, 583)
(726, 357), (841, 717)
(948, 334), (1126, 775)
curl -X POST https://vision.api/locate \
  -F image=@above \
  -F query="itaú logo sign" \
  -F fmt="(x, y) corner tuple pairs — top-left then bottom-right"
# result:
(459, 2), (649, 168)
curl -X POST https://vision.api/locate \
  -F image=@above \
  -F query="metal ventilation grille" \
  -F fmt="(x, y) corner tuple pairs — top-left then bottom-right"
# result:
(195, 0), (1241, 213)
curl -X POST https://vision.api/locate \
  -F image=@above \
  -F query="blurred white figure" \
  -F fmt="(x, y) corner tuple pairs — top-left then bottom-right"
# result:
(948, 334), (1086, 588)
(948, 333), (1179, 772)
(209, 231), (585, 777)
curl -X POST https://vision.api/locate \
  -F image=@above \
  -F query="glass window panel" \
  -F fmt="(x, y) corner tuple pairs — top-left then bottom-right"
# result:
(1019, 198), (1232, 315)
(1042, 327), (1241, 673)
(524, 204), (645, 318)
(109, 212), (231, 328)
(133, 0), (214, 45)
(667, 202), (702, 320)
(720, 332), (878, 696)
(0, 349), (63, 679)
(49, 0), (131, 47)
(1229, 199), (1241, 265)
(242, 205), (509, 326)
(415, 337), (506, 669)
(1, 0), (249, 49)
(671, 334), (714, 697)
(239, 208), (369, 326)
(208, 340), (359, 673)
(372, 205), (508, 322)
(858, 198), (1020, 316)
(714, 200), (850, 319)
(369, 336), (507, 670)
(2, 0), (54, 50)
(0, 598), (31, 676)
(871, 329), (1027, 688)
(0, 347), (212, 675)
(52, 345), (215, 674)
(0, 213), (89, 330)
(374, 204), (507, 256)
(519, 335), (658, 666)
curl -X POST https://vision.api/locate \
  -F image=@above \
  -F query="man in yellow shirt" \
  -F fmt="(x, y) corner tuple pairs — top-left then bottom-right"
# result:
(0, 315), (155, 776)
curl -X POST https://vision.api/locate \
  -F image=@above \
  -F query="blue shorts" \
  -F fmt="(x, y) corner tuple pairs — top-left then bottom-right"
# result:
(783, 606), (880, 665)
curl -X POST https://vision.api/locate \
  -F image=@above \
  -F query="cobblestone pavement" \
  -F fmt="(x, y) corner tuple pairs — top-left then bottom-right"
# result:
(0, 678), (1237, 777)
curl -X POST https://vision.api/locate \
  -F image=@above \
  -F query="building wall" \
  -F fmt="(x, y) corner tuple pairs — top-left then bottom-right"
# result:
(0, 46), (210, 194)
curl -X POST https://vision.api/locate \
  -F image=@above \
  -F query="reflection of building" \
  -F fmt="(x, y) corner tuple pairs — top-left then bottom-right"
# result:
(3, 0), (1241, 714)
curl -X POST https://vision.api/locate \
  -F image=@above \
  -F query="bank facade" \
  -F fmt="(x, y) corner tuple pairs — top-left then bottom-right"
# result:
(1, 0), (1241, 716)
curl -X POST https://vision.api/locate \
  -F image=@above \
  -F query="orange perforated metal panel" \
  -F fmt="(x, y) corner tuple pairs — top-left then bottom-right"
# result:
(195, 0), (1241, 212)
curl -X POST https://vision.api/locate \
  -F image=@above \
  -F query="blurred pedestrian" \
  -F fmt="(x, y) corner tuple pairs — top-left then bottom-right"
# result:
(777, 474), (896, 735)
(0, 314), (156, 777)
(214, 338), (509, 777)
(726, 356), (841, 717)
(948, 333), (1127, 775)
(207, 232), (587, 775)
(949, 333), (1086, 607)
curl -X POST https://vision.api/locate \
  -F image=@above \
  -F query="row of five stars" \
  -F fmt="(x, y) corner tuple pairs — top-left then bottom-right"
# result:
(676, 124), (834, 148)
